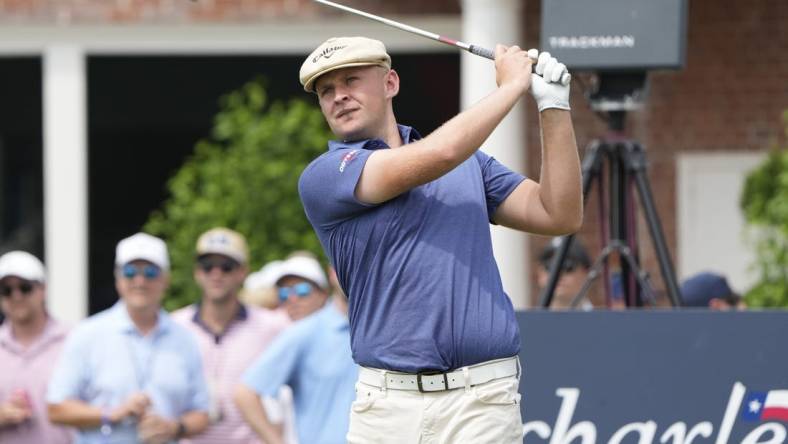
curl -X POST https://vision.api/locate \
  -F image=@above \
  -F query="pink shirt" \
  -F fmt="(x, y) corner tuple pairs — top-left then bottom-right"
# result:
(172, 303), (291, 444)
(0, 318), (74, 444)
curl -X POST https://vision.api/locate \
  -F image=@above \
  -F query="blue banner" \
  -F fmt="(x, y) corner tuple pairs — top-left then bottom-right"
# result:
(517, 311), (788, 443)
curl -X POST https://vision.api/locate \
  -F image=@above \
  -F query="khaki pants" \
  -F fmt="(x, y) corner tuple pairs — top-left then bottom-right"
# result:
(347, 373), (523, 444)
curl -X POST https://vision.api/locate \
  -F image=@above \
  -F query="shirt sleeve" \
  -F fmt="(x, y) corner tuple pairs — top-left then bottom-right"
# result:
(299, 148), (378, 229)
(474, 151), (526, 221)
(241, 322), (309, 398)
(46, 327), (89, 404)
(183, 335), (210, 412)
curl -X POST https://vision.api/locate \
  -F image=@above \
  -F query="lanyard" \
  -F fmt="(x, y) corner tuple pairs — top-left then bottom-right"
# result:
(125, 331), (160, 390)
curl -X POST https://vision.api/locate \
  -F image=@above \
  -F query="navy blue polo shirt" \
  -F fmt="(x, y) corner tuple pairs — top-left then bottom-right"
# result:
(298, 124), (525, 373)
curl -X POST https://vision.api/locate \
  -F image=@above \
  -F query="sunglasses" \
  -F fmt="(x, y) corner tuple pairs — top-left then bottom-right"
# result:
(121, 263), (162, 280)
(0, 281), (35, 298)
(278, 282), (313, 302)
(197, 257), (240, 274)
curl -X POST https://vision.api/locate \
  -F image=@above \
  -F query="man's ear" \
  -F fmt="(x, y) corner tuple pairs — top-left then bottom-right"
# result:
(384, 69), (400, 99)
(709, 298), (729, 310)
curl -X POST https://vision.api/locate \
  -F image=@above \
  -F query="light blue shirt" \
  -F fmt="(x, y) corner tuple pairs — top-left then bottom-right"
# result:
(242, 302), (357, 444)
(47, 301), (209, 444)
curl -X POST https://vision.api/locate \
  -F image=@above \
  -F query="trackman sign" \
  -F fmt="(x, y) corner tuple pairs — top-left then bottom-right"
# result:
(523, 383), (787, 444)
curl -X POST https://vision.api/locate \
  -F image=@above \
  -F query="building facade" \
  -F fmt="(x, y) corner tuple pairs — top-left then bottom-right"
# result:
(0, 0), (785, 318)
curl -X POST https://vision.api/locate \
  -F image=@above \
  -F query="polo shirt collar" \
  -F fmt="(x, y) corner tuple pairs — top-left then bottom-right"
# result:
(0, 317), (68, 355)
(191, 301), (248, 324)
(327, 124), (422, 152)
(191, 302), (248, 344)
(110, 301), (171, 336)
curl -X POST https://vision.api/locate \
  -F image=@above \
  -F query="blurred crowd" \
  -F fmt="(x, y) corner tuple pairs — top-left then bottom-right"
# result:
(0, 229), (746, 444)
(1, 228), (354, 444)
(537, 236), (747, 311)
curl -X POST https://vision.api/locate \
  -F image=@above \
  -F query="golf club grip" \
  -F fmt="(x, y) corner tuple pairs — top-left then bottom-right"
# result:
(469, 45), (572, 86)
(468, 45), (495, 60)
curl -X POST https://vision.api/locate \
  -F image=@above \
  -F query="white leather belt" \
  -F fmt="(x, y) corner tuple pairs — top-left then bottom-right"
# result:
(358, 356), (520, 393)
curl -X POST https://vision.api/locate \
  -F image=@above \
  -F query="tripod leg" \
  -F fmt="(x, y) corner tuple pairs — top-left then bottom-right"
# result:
(538, 140), (604, 308)
(624, 142), (684, 306)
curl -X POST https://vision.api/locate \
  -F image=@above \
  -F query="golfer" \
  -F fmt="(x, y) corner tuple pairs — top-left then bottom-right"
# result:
(298, 36), (582, 442)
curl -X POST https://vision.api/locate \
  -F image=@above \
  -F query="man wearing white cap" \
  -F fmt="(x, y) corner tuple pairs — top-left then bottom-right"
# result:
(47, 233), (210, 444)
(0, 251), (73, 444)
(272, 253), (331, 321)
(171, 227), (290, 444)
(297, 36), (582, 442)
(235, 254), (357, 444)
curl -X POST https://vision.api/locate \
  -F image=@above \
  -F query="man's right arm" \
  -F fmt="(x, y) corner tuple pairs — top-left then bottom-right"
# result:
(48, 400), (104, 429)
(234, 325), (305, 444)
(233, 385), (285, 444)
(355, 44), (533, 205)
(48, 393), (150, 429)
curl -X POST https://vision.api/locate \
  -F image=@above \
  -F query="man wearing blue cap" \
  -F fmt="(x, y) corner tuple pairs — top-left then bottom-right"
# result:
(681, 272), (746, 310)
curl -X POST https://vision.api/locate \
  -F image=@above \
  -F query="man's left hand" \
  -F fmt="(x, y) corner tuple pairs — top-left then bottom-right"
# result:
(528, 50), (571, 112)
(137, 413), (178, 444)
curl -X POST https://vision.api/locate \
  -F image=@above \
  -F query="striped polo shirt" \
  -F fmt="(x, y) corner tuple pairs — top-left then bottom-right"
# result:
(172, 302), (291, 444)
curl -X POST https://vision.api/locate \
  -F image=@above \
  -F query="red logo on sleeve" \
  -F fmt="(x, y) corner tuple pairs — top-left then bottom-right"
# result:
(339, 150), (359, 173)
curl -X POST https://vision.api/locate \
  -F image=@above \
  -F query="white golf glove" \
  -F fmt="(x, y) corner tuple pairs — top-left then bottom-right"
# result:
(528, 49), (571, 112)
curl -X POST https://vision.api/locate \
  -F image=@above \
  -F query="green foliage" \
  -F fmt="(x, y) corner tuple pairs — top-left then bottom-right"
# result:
(145, 78), (331, 310)
(740, 110), (788, 307)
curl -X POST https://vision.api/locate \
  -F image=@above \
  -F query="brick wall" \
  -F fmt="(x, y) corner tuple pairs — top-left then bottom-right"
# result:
(2, 0), (785, 306)
(524, 0), (788, 305)
(0, 0), (459, 24)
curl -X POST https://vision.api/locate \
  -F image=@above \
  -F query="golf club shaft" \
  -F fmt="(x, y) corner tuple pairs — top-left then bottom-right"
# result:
(314, 0), (494, 59)
(313, 0), (570, 85)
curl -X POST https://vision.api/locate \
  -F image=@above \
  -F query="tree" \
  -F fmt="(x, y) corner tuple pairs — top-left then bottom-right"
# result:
(740, 110), (788, 307)
(145, 79), (332, 310)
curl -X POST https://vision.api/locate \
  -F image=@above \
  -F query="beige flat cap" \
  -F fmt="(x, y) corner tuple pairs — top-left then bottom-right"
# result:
(299, 36), (391, 92)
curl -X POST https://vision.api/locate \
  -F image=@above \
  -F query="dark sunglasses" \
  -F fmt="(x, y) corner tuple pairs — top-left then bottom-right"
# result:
(121, 263), (162, 280)
(0, 281), (35, 298)
(278, 282), (313, 302)
(197, 257), (240, 274)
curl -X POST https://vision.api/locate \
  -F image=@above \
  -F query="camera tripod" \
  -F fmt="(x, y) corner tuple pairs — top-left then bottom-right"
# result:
(539, 111), (683, 308)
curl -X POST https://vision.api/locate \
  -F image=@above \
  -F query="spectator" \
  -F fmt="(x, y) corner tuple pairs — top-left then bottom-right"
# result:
(234, 261), (356, 444)
(239, 258), (299, 444)
(537, 237), (595, 310)
(681, 271), (746, 310)
(240, 260), (284, 310)
(272, 255), (330, 322)
(0, 251), (73, 444)
(171, 228), (291, 444)
(47, 233), (210, 443)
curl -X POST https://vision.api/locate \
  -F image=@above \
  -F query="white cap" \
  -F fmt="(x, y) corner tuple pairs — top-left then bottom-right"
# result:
(243, 260), (283, 291)
(115, 233), (170, 270)
(269, 256), (328, 289)
(0, 251), (46, 283)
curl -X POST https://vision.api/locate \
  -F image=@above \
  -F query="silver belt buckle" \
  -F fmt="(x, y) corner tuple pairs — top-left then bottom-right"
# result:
(417, 371), (448, 393)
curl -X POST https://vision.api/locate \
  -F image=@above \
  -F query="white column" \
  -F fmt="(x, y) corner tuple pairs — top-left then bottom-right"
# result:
(461, 0), (530, 308)
(43, 45), (88, 323)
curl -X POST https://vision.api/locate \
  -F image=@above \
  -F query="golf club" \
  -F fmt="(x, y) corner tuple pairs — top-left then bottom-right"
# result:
(314, 0), (571, 86)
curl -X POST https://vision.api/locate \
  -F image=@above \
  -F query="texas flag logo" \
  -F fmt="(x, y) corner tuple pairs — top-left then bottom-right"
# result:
(742, 390), (788, 422)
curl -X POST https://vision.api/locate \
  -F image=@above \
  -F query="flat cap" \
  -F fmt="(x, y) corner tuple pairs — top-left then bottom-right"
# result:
(299, 36), (391, 92)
